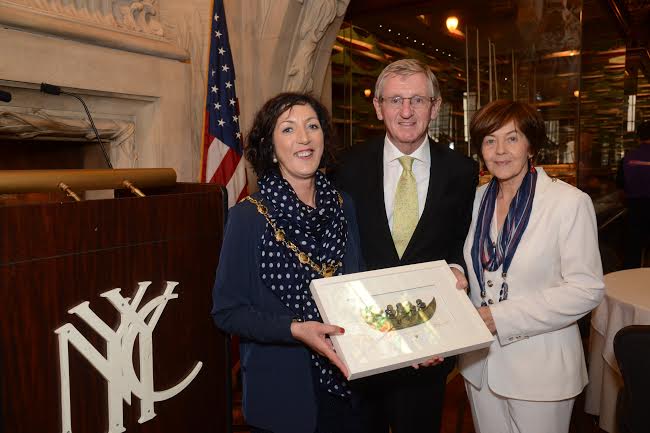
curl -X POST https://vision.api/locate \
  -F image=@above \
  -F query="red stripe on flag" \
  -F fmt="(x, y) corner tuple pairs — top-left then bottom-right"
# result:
(209, 146), (241, 186)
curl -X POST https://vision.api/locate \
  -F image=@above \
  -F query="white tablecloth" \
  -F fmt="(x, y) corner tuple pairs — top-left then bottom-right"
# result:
(584, 268), (650, 433)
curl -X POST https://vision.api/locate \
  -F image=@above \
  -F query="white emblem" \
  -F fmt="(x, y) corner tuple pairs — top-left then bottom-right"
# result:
(55, 281), (203, 433)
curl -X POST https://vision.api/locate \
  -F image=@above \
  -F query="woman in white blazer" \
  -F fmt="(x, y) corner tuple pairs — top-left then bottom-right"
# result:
(458, 100), (604, 433)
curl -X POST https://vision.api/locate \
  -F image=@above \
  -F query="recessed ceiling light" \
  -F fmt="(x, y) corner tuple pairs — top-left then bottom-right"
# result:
(379, 24), (383, 28)
(413, 39), (417, 42)
(388, 28), (392, 32)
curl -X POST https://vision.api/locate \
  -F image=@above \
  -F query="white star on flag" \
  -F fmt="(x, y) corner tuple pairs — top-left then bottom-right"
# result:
(201, 0), (247, 208)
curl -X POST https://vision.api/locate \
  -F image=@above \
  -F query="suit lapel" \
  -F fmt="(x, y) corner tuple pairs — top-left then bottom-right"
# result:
(365, 137), (400, 261)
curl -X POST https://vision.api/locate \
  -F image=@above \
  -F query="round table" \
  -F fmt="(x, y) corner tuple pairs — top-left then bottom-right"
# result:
(584, 268), (650, 433)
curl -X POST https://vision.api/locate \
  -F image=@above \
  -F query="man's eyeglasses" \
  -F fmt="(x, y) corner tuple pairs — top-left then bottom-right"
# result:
(379, 96), (437, 109)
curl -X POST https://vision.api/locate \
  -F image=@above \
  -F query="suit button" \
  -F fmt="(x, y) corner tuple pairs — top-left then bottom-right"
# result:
(487, 280), (493, 287)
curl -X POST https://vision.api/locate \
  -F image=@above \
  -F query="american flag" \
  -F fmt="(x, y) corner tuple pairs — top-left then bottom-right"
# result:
(200, 0), (247, 207)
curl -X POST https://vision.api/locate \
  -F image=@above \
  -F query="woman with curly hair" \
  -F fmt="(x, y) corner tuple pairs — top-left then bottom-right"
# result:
(211, 92), (363, 433)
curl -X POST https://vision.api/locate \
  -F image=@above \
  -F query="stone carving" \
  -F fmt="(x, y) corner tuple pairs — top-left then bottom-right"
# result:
(10, 0), (164, 37)
(285, 0), (349, 92)
(0, 110), (137, 166)
(115, 0), (164, 36)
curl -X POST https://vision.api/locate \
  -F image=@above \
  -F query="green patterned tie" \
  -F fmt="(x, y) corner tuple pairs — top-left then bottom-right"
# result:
(392, 156), (418, 258)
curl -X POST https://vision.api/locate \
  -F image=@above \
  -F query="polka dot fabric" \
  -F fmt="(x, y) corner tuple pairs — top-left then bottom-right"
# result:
(258, 170), (351, 398)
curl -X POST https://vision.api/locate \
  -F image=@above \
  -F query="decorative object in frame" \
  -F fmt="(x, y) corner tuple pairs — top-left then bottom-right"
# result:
(310, 261), (494, 379)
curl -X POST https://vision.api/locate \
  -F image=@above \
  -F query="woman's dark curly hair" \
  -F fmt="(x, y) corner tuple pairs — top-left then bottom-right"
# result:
(245, 92), (337, 177)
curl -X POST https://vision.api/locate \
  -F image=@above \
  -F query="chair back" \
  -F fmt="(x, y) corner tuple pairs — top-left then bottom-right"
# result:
(614, 325), (650, 433)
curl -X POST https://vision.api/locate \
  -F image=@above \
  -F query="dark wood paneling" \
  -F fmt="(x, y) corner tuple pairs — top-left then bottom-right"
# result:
(0, 183), (228, 433)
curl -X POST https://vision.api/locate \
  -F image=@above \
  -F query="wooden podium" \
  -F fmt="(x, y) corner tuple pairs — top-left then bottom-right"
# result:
(0, 174), (230, 433)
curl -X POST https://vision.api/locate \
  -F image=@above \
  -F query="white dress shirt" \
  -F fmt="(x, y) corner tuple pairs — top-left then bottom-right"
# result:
(383, 136), (430, 229)
(382, 135), (464, 273)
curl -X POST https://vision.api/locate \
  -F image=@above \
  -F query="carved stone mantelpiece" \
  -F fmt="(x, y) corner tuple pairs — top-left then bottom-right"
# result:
(0, 109), (137, 168)
(1, 0), (351, 184)
(0, 0), (187, 60)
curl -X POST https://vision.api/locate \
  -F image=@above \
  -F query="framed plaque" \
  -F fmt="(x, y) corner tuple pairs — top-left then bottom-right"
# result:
(310, 260), (493, 380)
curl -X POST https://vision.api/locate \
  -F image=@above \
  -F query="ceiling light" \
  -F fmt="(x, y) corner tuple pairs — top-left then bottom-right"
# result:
(446, 16), (459, 32)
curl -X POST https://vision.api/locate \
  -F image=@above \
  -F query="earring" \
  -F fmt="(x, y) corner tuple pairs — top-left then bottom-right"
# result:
(272, 155), (278, 163)
(528, 156), (535, 173)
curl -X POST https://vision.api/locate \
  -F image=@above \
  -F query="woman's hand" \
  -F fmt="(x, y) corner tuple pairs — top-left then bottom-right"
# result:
(290, 321), (349, 377)
(451, 267), (469, 291)
(412, 356), (444, 369)
(478, 306), (497, 334)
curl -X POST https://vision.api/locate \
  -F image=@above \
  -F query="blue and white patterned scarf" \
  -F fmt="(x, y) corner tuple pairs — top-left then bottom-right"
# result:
(257, 170), (351, 397)
(471, 167), (537, 305)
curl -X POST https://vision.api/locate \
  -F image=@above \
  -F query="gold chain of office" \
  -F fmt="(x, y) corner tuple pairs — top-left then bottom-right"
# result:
(245, 195), (344, 278)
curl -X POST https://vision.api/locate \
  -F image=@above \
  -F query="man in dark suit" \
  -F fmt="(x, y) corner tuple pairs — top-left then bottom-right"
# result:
(333, 58), (478, 433)
(619, 121), (650, 268)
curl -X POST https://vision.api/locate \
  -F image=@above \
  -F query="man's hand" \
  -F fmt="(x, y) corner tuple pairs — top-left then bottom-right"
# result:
(451, 267), (468, 291)
(478, 306), (497, 334)
(412, 356), (444, 369)
(290, 321), (349, 377)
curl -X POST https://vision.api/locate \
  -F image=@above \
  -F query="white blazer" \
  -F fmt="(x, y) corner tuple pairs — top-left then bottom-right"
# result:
(459, 168), (604, 401)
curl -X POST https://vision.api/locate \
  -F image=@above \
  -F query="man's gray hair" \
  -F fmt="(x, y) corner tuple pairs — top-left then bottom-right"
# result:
(374, 58), (440, 100)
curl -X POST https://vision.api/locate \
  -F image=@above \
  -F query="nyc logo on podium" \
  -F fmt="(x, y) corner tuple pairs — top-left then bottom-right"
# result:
(55, 281), (203, 433)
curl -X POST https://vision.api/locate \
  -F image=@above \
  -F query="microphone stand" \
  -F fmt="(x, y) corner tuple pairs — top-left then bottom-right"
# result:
(40, 83), (113, 169)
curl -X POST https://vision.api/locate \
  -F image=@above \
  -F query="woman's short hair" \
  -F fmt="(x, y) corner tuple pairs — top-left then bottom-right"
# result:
(374, 58), (440, 100)
(470, 100), (546, 160)
(245, 92), (336, 177)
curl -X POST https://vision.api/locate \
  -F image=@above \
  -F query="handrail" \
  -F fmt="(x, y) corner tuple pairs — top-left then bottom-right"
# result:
(598, 208), (627, 232)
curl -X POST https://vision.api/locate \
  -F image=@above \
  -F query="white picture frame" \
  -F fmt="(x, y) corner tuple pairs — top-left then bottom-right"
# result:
(310, 260), (494, 380)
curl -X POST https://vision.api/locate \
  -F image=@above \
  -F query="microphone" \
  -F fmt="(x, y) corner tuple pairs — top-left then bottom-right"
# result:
(0, 90), (11, 103)
(40, 82), (113, 168)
